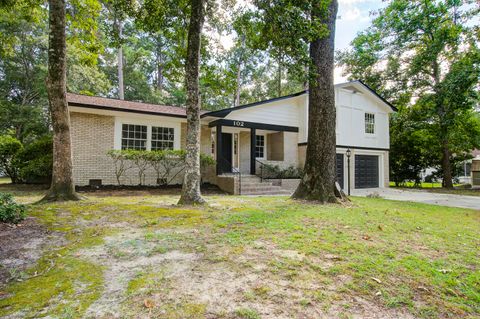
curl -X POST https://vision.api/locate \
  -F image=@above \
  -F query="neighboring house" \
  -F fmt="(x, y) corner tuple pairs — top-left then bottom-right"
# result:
(67, 80), (396, 194)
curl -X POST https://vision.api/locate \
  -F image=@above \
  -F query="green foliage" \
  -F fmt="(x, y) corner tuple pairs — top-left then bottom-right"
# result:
(260, 163), (303, 179)
(107, 149), (215, 186)
(338, 0), (480, 186)
(0, 192), (26, 224)
(0, 135), (23, 183)
(15, 135), (53, 184)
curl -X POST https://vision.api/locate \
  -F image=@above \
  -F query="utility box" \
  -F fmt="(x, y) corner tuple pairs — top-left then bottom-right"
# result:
(472, 156), (480, 188)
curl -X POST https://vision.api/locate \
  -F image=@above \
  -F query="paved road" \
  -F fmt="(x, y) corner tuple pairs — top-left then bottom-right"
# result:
(352, 188), (480, 210)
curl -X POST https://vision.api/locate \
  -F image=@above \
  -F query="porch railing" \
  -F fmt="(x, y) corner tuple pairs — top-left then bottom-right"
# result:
(217, 156), (242, 195)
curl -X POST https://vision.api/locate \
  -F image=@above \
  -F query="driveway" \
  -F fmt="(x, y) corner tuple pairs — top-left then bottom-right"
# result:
(352, 188), (480, 210)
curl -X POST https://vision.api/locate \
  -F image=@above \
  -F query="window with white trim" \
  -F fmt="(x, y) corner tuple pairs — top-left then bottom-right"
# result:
(255, 135), (265, 158)
(151, 126), (174, 150)
(365, 113), (375, 134)
(122, 124), (147, 150)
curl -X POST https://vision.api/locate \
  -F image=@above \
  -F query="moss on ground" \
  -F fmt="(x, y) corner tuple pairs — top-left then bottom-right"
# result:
(0, 193), (478, 318)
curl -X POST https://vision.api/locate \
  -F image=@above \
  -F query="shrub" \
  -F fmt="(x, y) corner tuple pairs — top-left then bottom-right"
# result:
(107, 150), (132, 185)
(15, 135), (53, 184)
(261, 163), (303, 179)
(148, 150), (186, 185)
(0, 192), (27, 224)
(0, 135), (23, 183)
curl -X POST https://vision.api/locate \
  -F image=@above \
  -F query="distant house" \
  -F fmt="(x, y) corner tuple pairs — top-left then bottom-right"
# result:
(67, 80), (396, 194)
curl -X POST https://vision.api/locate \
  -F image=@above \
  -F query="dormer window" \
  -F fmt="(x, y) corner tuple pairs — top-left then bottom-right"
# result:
(365, 113), (375, 134)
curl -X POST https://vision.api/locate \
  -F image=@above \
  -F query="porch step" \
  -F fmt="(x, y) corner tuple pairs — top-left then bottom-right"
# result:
(239, 175), (292, 195)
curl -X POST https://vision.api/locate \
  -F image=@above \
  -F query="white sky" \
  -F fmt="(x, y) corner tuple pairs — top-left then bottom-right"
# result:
(335, 0), (387, 82)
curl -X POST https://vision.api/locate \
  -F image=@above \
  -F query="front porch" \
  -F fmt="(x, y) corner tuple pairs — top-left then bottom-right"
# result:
(209, 119), (299, 176)
(207, 119), (300, 195)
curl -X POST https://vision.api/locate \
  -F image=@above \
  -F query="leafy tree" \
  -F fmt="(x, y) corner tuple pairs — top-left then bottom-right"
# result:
(338, 0), (480, 188)
(178, 0), (206, 205)
(0, 2), (50, 142)
(0, 135), (23, 183)
(252, 0), (341, 202)
(42, 0), (81, 201)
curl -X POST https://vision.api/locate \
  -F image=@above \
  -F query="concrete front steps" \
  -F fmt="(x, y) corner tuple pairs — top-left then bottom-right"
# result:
(239, 175), (292, 195)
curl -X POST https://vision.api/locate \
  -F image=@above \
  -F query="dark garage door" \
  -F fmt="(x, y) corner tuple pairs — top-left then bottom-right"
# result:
(355, 155), (379, 188)
(336, 154), (344, 189)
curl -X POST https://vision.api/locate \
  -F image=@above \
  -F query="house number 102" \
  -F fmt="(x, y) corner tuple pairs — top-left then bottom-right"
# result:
(233, 121), (244, 127)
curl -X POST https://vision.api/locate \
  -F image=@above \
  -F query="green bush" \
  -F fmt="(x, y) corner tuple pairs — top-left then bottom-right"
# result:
(15, 136), (53, 184)
(0, 135), (23, 183)
(0, 192), (27, 224)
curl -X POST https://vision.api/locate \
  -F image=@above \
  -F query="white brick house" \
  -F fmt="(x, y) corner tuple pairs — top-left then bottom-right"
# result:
(68, 80), (396, 194)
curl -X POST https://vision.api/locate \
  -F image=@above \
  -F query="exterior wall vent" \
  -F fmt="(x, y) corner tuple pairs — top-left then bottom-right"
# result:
(89, 179), (102, 187)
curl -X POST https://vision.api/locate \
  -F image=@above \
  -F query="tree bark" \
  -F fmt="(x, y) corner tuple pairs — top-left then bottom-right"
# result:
(115, 18), (124, 100)
(178, 0), (206, 205)
(441, 139), (453, 188)
(42, 0), (81, 202)
(292, 0), (339, 203)
(156, 35), (164, 93)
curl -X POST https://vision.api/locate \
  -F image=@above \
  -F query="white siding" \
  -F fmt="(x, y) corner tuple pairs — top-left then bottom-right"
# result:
(224, 98), (302, 127)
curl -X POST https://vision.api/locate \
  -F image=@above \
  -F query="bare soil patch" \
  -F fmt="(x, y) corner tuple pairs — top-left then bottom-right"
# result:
(0, 218), (64, 285)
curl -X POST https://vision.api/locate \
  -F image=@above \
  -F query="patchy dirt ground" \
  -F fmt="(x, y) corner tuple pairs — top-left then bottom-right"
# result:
(0, 189), (479, 319)
(0, 218), (64, 285)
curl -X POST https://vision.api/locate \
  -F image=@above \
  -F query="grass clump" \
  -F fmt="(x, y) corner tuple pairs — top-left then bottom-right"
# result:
(235, 307), (261, 319)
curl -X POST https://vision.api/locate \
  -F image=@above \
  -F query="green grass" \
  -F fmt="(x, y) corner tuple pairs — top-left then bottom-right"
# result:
(0, 189), (479, 318)
(389, 181), (480, 196)
(389, 181), (462, 188)
(0, 176), (11, 184)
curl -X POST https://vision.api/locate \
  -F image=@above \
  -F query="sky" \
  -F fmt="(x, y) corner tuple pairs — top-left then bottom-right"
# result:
(334, 0), (387, 82)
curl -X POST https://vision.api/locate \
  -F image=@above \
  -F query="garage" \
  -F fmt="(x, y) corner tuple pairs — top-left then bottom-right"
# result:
(355, 155), (379, 188)
(336, 154), (344, 189)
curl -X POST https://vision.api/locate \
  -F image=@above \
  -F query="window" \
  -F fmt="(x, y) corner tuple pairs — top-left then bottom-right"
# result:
(255, 135), (265, 158)
(365, 113), (375, 134)
(151, 126), (174, 150)
(122, 124), (147, 150)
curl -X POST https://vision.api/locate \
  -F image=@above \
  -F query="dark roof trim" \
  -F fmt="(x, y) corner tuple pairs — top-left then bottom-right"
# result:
(354, 80), (398, 112)
(298, 142), (389, 151)
(201, 90), (307, 118)
(209, 119), (298, 132)
(68, 102), (187, 119)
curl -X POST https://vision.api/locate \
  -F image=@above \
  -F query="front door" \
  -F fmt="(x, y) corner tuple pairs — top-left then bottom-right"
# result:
(219, 133), (232, 174)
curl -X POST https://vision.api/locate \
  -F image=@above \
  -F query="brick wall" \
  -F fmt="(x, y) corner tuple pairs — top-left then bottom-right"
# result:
(71, 112), (117, 185)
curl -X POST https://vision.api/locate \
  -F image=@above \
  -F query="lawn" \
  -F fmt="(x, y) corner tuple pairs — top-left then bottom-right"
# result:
(0, 186), (479, 319)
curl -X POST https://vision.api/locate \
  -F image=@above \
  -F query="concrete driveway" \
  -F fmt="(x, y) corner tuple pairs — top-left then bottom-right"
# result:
(352, 188), (480, 210)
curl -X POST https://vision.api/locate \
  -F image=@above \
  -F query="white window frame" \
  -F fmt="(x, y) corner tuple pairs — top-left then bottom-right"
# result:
(114, 117), (181, 151)
(365, 113), (375, 135)
(121, 124), (148, 150)
(151, 126), (175, 151)
(255, 134), (266, 159)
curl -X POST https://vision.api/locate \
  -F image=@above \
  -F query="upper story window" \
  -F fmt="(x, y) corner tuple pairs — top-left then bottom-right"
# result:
(151, 126), (174, 151)
(122, 124), (147, 150)
(365, 113), (375, 134)
(255, 135), (265, 158)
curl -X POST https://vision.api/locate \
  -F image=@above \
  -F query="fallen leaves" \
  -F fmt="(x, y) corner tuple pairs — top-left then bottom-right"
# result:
(371, 277), (382, 284)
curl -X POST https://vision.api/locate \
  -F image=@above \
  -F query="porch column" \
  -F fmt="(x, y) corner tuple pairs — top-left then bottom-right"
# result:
(216, 125), (222, 175)
(250, 128), (256, 175)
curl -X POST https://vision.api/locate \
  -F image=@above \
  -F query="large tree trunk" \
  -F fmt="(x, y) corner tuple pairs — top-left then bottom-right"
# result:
(156, 35), (164, 93)
(441, 140), (454, 188)
(178, 0), (206, 205)
(115, 18), (124, 100)
(42, 0), (81, 202)
(292, 0), (339, 203)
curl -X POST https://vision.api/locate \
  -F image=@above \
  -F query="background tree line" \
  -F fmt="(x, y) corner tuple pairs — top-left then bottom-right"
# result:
(338, 0), (480, 188)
